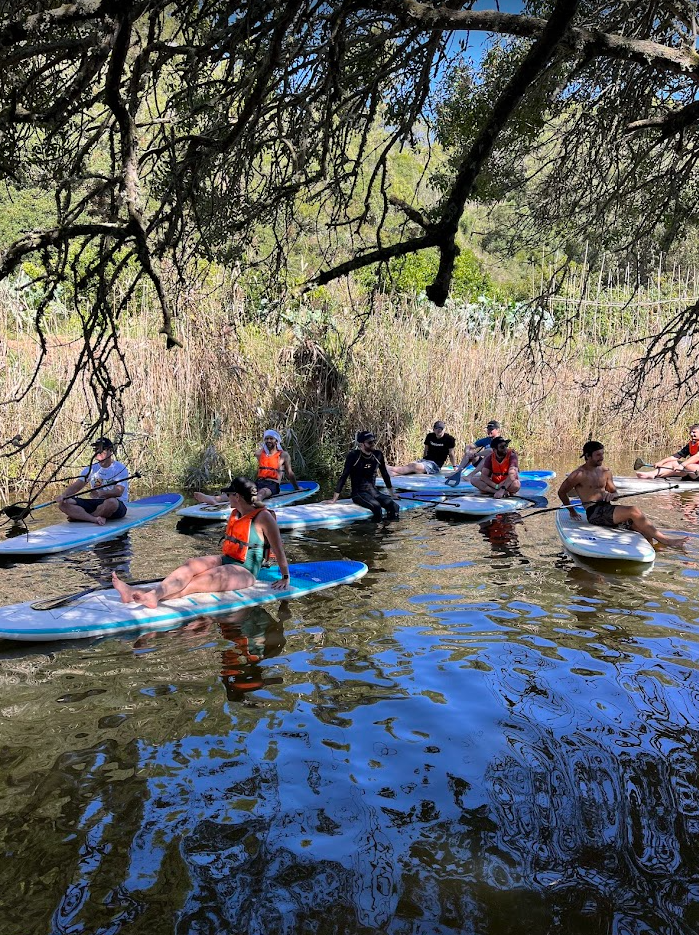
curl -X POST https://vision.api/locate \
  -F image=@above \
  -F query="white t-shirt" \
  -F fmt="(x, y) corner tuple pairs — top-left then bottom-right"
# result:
(79, 460), (130, 502)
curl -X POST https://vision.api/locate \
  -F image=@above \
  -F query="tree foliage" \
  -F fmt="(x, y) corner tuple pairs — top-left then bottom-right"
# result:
(1, 0), (699, 472)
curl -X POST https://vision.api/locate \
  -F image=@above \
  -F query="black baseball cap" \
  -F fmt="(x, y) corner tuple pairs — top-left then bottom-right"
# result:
(486, 420), (500, 431)
(490, 436), (511, 448)
(91, 437), (114, 451)
(433, 420), (446, 429)
(357, 431), (376, 444)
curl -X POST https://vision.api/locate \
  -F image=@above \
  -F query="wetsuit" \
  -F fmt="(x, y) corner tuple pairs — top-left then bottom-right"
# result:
(335, 449), (399, 520)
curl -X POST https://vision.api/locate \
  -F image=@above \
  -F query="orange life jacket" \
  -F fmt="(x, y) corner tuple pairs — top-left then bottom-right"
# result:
(258, 448), (282, 481)
(221, 508), (265, 562)
(490, 452), (511, 485)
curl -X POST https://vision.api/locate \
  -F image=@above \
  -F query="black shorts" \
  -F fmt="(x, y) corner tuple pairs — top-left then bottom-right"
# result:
(585, 501), (630, 530)
(69, 497), (127, 520)
(256, 478), (280, 497)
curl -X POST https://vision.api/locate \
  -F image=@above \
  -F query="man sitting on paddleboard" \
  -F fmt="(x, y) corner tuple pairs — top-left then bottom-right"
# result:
(329, 431), (399, 520)
(56, 437), (129, 526)
(388, 421), (457, 476)
(635, 424), (699, 481)
(558, 441), (686, 548)
(194, 429), (300, 506)
(445, 419), (502, 487)
(471, 436), (522, 499)
(113, 476), (290, 607)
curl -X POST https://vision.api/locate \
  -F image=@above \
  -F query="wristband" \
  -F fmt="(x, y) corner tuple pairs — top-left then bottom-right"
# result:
(280, 573), (290, 579)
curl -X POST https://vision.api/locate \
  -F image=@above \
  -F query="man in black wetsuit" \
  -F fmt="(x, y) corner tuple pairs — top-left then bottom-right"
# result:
(329, 431), (399, 520)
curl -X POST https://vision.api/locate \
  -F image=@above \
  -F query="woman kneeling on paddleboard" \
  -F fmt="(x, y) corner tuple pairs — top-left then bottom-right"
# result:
(112, 477), (290, 606)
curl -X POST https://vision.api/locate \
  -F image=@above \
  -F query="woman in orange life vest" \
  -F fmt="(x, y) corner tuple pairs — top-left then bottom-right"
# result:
(471, 436), (522, 499)
(112, 477), (290, 608)
(635, 424), (699, 481)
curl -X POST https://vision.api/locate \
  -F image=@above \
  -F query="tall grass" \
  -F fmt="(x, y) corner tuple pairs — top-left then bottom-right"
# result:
(0, 266), (697, 497)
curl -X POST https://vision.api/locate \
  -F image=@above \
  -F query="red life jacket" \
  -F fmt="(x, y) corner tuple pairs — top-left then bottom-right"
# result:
(490, 452), (511, 485)
(258, 448), (282, 481)
(221, 508), (265, 562)
(689, 440), (699, 457)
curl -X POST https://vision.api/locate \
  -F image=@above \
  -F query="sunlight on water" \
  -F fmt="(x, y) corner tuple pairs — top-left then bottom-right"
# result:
(2, 454), (699, 933)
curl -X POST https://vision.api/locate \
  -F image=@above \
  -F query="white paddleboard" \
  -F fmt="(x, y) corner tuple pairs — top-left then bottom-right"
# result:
(613, 475), (699, 493)
(555, 505), (655, 563)
(275, 495), (427, 530)
(176, 481), (320, 521)
(379, 474), (549, 496)
(0, 560), (368, 641)
(0, 493), (184, 556)
(435, 494), (542, 517)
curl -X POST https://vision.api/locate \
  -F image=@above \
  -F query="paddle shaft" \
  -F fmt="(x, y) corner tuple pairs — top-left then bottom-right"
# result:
(525, 484), (681, 519)
(2, 471), (142, 521)
(32, 575), (157, 611)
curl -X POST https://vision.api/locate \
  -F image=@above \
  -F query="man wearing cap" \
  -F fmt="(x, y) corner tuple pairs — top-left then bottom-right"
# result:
(329, 431), (399, 520)
(56, 438), (130, 525)
(445, 419), (503, 487)
(388, 421), (457, 476)
(471, 436), (521, 499)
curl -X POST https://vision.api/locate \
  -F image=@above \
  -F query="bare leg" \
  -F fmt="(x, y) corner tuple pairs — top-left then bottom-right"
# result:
(256, 487), (272, 501)
(59, 499), (107, 525)
(388, 462), (427, 476)
(613, 505), (688, 549)
(112, 555), (225, 607)
(194, 492), (223, 505)
(92, 499), (119, 519)
(472, 476), (498, 495)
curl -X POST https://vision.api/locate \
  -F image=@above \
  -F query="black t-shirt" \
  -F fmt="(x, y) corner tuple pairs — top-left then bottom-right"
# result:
(423, 432), (456, 468)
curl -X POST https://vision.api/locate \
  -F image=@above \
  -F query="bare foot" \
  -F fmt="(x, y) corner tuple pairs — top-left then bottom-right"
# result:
(662, 536), (689, 550)
(112, 572), (160, 607)
(91, 515), (107, 526)
(493, 489), (505, 499)
(112, 571), (135, 604)
(194, 492), (213, 504)
(131, 588), (159, 608)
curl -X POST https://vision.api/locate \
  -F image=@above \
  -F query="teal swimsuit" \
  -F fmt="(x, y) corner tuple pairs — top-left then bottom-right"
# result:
(222, 520), (264, 578)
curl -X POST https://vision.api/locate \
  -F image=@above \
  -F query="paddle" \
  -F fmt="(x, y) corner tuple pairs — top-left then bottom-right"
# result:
(524, 484), (682, 519)
(1, 471), (142, 523)
(32, 575), (157, 611)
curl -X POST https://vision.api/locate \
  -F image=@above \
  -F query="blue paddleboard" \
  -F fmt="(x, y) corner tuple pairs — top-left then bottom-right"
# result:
(0, 493), (184, 556)
(0, 560), (368, 641)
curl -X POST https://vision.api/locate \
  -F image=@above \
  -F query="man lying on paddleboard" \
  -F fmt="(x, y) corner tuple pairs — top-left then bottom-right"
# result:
(388, 420), (457, 476)
(558, 441), (686, 549)
(470, 436), (522, 498)
(194, 429), (301, 506)
(635, 424), (699, 481)
(113, 476), (290, 607)
(56, 437), (129, 525)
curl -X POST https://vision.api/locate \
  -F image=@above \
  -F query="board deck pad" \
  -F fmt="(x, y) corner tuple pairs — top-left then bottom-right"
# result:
(0, 493), (184, 556)
(555, 505), (655, 563)
(435, 494), (543, 517)
(275, 495), (428, 530)
(0, 560), (368, 641)
(176, 481), (320, 521)
(613, 475), (699, 493)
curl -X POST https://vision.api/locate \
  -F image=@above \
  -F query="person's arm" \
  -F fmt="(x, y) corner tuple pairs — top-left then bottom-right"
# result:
(94, 466), (128, 499)
(377, 452), (394, 492)
(56, 469), (88, 503)
(258, 513), (291, 590)
(604, 471), (619, 498)
(448, 444), (456, 468)
(557, 472), (581, 518)
(504, 452), (519, 490)
(283, 452), (300, 489)
(330, 452), (354, 502)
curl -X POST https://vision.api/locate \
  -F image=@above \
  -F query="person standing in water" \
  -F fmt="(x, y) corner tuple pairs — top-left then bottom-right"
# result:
(558, 441), (687, 549)
(113, 477), (291, 606)
(329, 431), (399, 520)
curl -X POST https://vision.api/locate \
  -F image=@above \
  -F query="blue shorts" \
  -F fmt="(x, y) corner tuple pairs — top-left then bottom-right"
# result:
(68, 497), (127, 520)
(417, 459), (441, 475)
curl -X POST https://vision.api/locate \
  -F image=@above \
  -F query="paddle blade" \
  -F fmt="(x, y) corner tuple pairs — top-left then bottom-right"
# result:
(2, 503), (31, 521)
(633, 458), (649, 471)
(444, 470), (463, 488)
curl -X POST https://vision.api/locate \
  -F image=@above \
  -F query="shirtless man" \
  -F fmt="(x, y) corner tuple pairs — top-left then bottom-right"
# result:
(635, 424), (699, 481)
(558, 441), (687, 549)
(471, 436), (521, 498)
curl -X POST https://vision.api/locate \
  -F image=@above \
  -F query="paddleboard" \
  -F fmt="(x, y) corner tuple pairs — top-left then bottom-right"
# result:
(435, 494), (544, 517)
(0, 493), (184, 557)
(555, 504), (655, 563)
(0, 560), (368, 641)
(613, 475), (699, 493)
(379, 474), (549, 496)
(275, 495), (428, 530)
(176, 481), (320, 521)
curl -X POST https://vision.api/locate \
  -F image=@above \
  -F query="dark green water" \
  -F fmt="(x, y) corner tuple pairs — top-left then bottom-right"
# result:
(2, 454), (699, 934)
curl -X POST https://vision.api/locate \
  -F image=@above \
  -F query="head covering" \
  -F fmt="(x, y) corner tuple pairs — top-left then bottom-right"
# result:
(490, 436), (511, 449)
(582, 440), (604, 459)
(356, 431), (376, 444)
(433, 420), (446, 430)
(263, 429), (282, 444)
(486, 420), (500, 431)
(91, 437), (114, 451)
